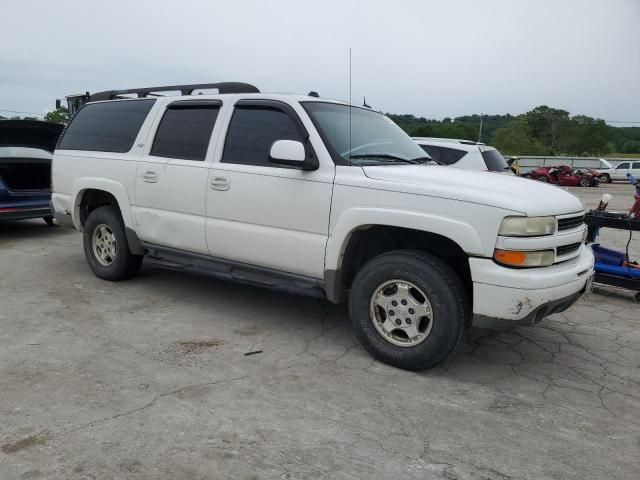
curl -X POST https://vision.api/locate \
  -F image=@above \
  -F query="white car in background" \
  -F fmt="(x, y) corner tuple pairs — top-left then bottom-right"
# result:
(598, 158), (640, 182)
(412, 137), (513, 174)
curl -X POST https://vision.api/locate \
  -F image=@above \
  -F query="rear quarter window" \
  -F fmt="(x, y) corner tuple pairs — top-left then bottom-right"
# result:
(57, 99), (155, 153)
(481, 149), (510, 172)
(418, 145), (466, 165)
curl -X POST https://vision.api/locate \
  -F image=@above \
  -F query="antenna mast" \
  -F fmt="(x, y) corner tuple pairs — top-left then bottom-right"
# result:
(349, 48), (352, 164)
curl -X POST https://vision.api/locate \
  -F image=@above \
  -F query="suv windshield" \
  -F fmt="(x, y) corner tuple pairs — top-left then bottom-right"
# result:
(480, 148), (510, 172)
(303, 102), (431, 165)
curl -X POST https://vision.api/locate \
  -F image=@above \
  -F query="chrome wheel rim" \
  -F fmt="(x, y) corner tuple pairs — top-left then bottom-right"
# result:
(92, 224), (117, 266)
(369, 279), (434, 347)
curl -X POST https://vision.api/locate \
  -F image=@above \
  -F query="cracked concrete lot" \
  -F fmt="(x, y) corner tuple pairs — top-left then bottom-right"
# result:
(1, 184), (639, 480)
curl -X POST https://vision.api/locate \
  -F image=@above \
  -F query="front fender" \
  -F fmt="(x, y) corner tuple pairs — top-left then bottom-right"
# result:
(324, 207), (485, 273)
(71, 178), (134, 231)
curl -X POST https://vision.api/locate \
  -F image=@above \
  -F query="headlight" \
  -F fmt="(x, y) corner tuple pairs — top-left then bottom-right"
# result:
(494, 249), (555, 267)
(499, 216), (556, 237)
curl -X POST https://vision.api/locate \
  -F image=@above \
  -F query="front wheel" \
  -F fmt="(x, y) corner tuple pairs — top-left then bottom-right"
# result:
(599, 174), (610, 184)
(83, 206), (142, 281)
(536, 176), (548, 182)
(43, 216), (55, 226)
(348, 250), (468, 371)
(579, 178), (591, 187)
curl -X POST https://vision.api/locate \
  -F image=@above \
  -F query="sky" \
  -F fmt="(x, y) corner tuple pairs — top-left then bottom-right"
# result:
(1, 0), (639, 123)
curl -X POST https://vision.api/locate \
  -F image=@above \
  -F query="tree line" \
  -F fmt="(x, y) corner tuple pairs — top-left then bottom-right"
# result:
(388, 105), (640, 156)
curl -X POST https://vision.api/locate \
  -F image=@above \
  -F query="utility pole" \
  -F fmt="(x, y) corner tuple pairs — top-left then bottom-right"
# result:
(478, 114), (483, 143)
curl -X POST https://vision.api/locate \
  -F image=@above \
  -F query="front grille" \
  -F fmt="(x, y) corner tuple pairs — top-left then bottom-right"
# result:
(556, 242), (581, 257)
(558, 214), (585, 231)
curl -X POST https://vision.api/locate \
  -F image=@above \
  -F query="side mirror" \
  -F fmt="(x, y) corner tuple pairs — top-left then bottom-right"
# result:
(269, 140), (318, 170)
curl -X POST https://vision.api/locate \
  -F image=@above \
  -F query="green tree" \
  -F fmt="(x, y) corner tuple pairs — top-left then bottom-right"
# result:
(490, 117), (546, 155)
(45, 106), (69, 124)
(558, 115), (610, 155)
(524, 106), (570, 154)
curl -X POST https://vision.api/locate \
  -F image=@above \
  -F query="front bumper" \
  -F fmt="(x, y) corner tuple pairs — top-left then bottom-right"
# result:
(470, 246), (594, 325)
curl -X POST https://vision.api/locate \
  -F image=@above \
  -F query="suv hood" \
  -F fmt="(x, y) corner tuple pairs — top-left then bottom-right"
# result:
(0, 120), (64, 153)
(362, 165), (585, 216)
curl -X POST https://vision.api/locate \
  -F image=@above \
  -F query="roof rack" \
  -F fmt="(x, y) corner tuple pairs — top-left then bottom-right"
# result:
(88, 82), (260, 102)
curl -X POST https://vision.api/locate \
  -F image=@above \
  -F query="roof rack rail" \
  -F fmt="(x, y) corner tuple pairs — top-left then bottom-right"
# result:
(88, 82), (260, 102)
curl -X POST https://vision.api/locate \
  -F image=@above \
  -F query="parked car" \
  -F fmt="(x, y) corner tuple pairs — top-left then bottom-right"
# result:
(51, 82), (594, 371)
(411, 137), (513, 174)
(0, 120), (64, 224)
(607, 160), (640, 182)
(529, 165), (600, 187)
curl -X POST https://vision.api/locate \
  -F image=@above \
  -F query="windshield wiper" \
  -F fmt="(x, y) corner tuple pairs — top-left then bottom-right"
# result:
(348, 154), (421, 164)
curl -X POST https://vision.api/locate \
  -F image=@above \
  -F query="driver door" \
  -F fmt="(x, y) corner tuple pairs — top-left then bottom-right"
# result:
(205, 99), (334, 279)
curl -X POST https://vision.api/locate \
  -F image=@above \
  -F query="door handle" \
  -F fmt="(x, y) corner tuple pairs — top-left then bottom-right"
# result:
(210, 177), (230, 191)
(142, 170), (158, 183)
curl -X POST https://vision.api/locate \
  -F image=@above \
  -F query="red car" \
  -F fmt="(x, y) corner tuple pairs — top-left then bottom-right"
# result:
(528, 165), (600, 187)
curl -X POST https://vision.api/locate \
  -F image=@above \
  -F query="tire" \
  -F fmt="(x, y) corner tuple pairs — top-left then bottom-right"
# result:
(83, 206), (142, 281)
(579, 178), (591, 187)
(348, 250), (468, 371)
(43, 216), (55, 226)
(536, 176), (548, 182)
(599, 174), (610, 184)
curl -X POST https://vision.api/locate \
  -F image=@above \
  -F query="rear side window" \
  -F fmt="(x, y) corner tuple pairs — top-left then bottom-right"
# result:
(481, 149), (510, 172)
(58, 99), (155, 152)
(150, 103), (220, 161)
(222, 106), (304, 166)
(633, 162), (640, 169)
(440, 146), (466, 165)
(419, 145), (466, 165)
(419, 145), (442, 163)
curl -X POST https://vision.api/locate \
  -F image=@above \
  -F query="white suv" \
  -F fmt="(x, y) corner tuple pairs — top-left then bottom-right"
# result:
(51, 82), (594, 371)
(412, 137), (513, 173)
(604, 159), (640, 182)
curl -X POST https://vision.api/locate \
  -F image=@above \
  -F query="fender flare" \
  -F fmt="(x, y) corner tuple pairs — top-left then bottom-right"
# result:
(72, 178), (134, 228)
(71, 178), (144, 255)
(323, 208), (485, 302)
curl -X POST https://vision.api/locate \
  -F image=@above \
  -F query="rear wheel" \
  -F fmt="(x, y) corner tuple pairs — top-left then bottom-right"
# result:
(43, 216), (54, 226)
(83, 206), (142, 281)
(536, 176), (548, 182)
(348, 250), (468, 371)
(579, 178), (591, 187)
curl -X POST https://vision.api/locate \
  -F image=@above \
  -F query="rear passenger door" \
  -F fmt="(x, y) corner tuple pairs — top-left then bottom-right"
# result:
(205, 99), (334, 279)
(134, 100), (221, 254)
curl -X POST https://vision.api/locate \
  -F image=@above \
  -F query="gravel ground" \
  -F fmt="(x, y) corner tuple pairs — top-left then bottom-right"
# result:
(0, 182), (638, 480)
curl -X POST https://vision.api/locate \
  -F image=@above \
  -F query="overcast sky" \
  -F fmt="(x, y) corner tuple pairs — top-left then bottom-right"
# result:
(1, 0), (639, 123)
